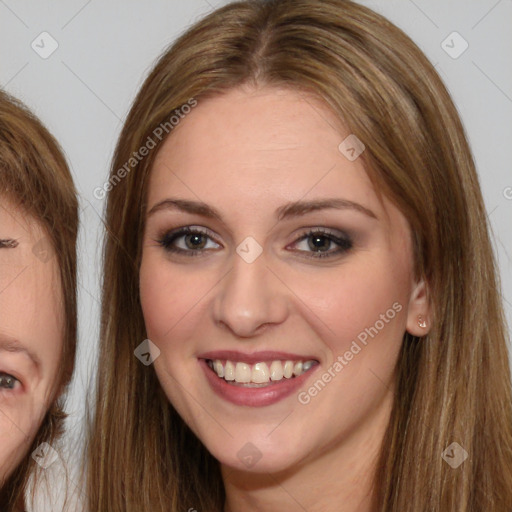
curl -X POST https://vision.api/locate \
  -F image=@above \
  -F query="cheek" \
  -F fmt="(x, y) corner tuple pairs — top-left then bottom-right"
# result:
(0, 424), (29, 482)
(139, 253), (204, 348)
(0, 396), (47, 483)
(139, 270), (169, 339)
(5, 271), (63, 383)
(139, 254), (212, 426)
(140, 254), (175, 339)
(293, 255), (410, 362)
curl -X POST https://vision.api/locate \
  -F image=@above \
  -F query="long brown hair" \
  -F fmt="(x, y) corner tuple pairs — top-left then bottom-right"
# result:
(0, 89), (79, 510)
(87, 0), (512, 510)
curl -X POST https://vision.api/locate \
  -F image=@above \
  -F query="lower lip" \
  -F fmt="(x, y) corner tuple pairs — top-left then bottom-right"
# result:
(199, 359), (318, 407)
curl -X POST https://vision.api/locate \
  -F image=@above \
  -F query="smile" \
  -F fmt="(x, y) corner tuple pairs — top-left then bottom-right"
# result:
(198, 351), (320, 407)
(206, 359), (318, 386)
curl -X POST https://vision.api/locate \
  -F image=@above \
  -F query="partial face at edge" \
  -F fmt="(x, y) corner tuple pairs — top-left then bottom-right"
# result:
(139, 86), (430, 474)
(0, 199), (64, 484)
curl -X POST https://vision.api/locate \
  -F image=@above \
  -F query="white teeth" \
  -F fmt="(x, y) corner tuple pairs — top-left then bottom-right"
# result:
(213, 360), (224, 378)
(302, 360), (314, 372)
(270, 360), (284, 381)
(224, 361), (235, 381)
(235, 362), (252, 383)
(208, 358), (317, 384)
(283, 360), (294, 378)
(252, 362), (270, 383)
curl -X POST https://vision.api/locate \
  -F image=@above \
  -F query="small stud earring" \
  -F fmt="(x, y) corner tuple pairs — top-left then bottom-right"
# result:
(417, 315), (427, 328)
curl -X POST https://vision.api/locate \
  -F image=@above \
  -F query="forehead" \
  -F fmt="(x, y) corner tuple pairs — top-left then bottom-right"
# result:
(0, 198), (47, 249)
(0, 197), (64, 367)
(147, 86), (402, 231)
(0, 197), (60, 292)
(154, 86), (345, 169)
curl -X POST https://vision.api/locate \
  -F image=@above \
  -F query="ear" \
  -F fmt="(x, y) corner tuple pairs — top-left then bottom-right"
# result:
(405, 278), (431, 336)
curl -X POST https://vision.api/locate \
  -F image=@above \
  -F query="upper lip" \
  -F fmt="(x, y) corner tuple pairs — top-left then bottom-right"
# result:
(198, 350), (319, 364)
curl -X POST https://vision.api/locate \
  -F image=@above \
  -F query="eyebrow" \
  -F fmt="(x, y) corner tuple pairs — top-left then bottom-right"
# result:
(0, 238), (19, 249)
(0, 336), (41, 371)
(147, 198), (377, 221)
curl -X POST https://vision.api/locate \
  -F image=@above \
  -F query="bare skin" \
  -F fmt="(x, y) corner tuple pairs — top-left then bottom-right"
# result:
(0, 199), (64, 485)
(140, 86), (430, 512)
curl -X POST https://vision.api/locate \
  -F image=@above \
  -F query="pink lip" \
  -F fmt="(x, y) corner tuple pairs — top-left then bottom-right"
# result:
(198, 350), (319, 364)
(198, 356), (319, 408)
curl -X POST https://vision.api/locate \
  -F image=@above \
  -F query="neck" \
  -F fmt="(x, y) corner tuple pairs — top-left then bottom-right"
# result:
(221, 390), (393, 512)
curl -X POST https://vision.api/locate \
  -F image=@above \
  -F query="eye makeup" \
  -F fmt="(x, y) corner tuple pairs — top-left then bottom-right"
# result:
(155, 225), (354, 260)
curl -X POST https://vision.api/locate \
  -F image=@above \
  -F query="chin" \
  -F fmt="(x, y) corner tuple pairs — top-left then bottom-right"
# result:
(204, 434), (304, 474)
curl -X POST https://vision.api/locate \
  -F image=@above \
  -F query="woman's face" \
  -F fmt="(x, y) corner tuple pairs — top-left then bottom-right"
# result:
(140, 86), (429, 474)
(0, 199), (64, 483)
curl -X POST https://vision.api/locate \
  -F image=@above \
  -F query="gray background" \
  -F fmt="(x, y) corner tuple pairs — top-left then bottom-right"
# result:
(1, 1), (511, 509)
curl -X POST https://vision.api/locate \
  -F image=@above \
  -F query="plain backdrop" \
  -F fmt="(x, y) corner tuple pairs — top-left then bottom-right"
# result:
(1, 1), (511, 509)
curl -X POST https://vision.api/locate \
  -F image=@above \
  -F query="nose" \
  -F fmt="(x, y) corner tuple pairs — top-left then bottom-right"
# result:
(212, 249), (289, 338)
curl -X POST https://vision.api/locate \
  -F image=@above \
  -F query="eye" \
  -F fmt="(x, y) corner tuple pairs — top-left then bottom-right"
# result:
(156, 226), (353, 259)
(0, 372), (20, 391)
(157, 226), (221, 257)
(290, 228), (353, 259)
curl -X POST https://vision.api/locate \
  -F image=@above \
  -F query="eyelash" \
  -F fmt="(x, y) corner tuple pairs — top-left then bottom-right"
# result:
(156, 226), (353, 259)
(0, 372), (20, 391)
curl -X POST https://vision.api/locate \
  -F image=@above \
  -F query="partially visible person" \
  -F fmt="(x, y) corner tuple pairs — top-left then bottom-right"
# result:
(0, 89), (78, 511)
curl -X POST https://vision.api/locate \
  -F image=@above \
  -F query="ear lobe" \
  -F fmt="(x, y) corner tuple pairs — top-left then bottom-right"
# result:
(405, 278), (431, 336)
